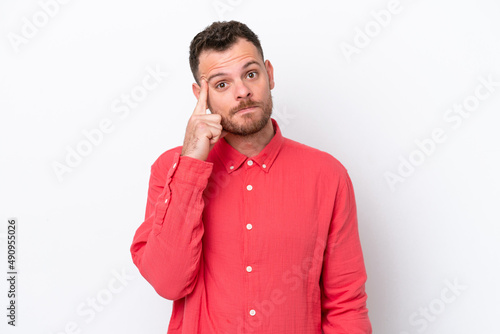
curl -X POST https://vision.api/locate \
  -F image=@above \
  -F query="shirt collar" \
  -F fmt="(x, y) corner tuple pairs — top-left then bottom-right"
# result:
(213, 118), (285, 174)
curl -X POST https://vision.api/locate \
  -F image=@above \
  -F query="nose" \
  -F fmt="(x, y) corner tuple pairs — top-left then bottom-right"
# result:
(234, 79), (252, 100)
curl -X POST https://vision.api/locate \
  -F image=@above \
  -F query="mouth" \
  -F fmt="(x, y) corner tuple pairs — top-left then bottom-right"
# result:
(236, 106), (258, 114)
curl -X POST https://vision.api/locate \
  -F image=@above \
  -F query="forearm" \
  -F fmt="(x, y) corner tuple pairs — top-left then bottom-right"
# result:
(321, 170), (372, 333)
(131, 152), (213, 300)
(321, 269), (371, 334)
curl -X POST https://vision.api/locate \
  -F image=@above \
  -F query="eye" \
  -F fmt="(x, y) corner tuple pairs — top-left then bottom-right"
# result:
(247, 71), (257, 79)
(215, 82), (226, 89)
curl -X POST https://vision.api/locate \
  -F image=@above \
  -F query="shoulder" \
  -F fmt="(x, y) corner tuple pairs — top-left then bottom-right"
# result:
(281, 137), (348, 176)
(280, 137), (352, 190)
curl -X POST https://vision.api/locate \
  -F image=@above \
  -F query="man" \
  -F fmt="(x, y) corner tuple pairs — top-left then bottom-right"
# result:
(131, 21), (372, 333)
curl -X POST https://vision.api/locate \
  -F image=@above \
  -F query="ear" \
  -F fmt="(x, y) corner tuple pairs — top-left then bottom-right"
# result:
(192, 82), (201, 99)
(265, 60), (275, 90)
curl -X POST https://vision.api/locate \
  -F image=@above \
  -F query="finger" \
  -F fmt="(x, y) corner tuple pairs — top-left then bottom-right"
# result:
(209, 130), (226, 145)
(192, 120), (222, 139)
(193, 116), (223, 130)
(213, 127), (229, 144)
(193, 79), (208, 115)
(195, 122), (224, 143)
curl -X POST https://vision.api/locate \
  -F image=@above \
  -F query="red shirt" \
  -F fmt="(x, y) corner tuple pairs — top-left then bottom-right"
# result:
(130, 118), (371, 333)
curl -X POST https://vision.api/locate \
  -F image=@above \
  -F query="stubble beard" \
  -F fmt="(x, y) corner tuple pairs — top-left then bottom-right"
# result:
(209, 93), (273, 136)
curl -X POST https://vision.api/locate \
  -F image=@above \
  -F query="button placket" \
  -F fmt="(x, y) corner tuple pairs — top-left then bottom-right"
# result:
(243, 159), (257, 322)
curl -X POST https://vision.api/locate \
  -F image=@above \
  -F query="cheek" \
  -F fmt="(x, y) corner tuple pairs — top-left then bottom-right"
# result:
(208, 93), (230, 111)
(206, 95), (212, 109)
(255, 85), (270, 99)
(206, 90), (216, 109)
(253, 78), (269, 94)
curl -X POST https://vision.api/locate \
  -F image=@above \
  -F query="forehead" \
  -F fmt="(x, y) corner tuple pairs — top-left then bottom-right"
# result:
(198, 38), (263, 81)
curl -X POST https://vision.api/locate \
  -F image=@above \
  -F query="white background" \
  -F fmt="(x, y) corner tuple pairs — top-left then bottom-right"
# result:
(1, 0), (499, 333)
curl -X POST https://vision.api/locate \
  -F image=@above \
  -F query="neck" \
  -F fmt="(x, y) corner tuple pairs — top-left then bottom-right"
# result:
(224, 119), (275, 157)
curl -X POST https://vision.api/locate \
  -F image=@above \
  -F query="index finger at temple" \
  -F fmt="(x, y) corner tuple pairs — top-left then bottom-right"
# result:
(194, 79), (209, 115)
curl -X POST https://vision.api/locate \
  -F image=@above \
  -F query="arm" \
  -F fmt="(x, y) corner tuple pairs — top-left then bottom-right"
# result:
(131, 79), (225, 300)
(130, 150), (213, 300)
(321, 170), (372, 334)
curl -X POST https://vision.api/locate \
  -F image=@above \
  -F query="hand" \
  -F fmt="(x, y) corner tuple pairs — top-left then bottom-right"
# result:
(180, 79), (228, 161)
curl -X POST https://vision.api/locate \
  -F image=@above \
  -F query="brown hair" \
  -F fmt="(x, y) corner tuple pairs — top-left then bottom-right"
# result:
(189, 21), (264, 84)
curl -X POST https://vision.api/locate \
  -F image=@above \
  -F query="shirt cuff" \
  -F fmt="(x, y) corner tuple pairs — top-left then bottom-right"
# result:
(166, 152), (214, 189)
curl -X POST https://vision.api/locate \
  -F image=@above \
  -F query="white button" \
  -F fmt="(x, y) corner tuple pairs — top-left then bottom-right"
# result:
(247, 185), (253, 191)
(230, 166), (234, 170)
(247, 160), (253, 166)
(173, 162), (177, 168)
(262, 164), (266, 168)
(246, 223), (252, 230)
(165, 198), (168, 203)
(246, 266), (252, 272)
(249, 309), (256, 316)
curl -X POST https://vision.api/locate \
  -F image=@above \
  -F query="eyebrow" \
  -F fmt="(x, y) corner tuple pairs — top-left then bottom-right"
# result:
(206, 60), (262, 83)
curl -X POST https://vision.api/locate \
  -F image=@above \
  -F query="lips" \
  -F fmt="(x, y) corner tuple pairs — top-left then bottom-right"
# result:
(236, 106), (257, 114)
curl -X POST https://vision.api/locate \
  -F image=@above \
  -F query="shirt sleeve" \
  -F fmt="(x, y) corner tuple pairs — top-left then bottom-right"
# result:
(321, 170), (372, 334)
(130, 151), (213, 300)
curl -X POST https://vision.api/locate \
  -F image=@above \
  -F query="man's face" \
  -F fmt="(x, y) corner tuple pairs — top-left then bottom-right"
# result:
(194, 38), (275, 136)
